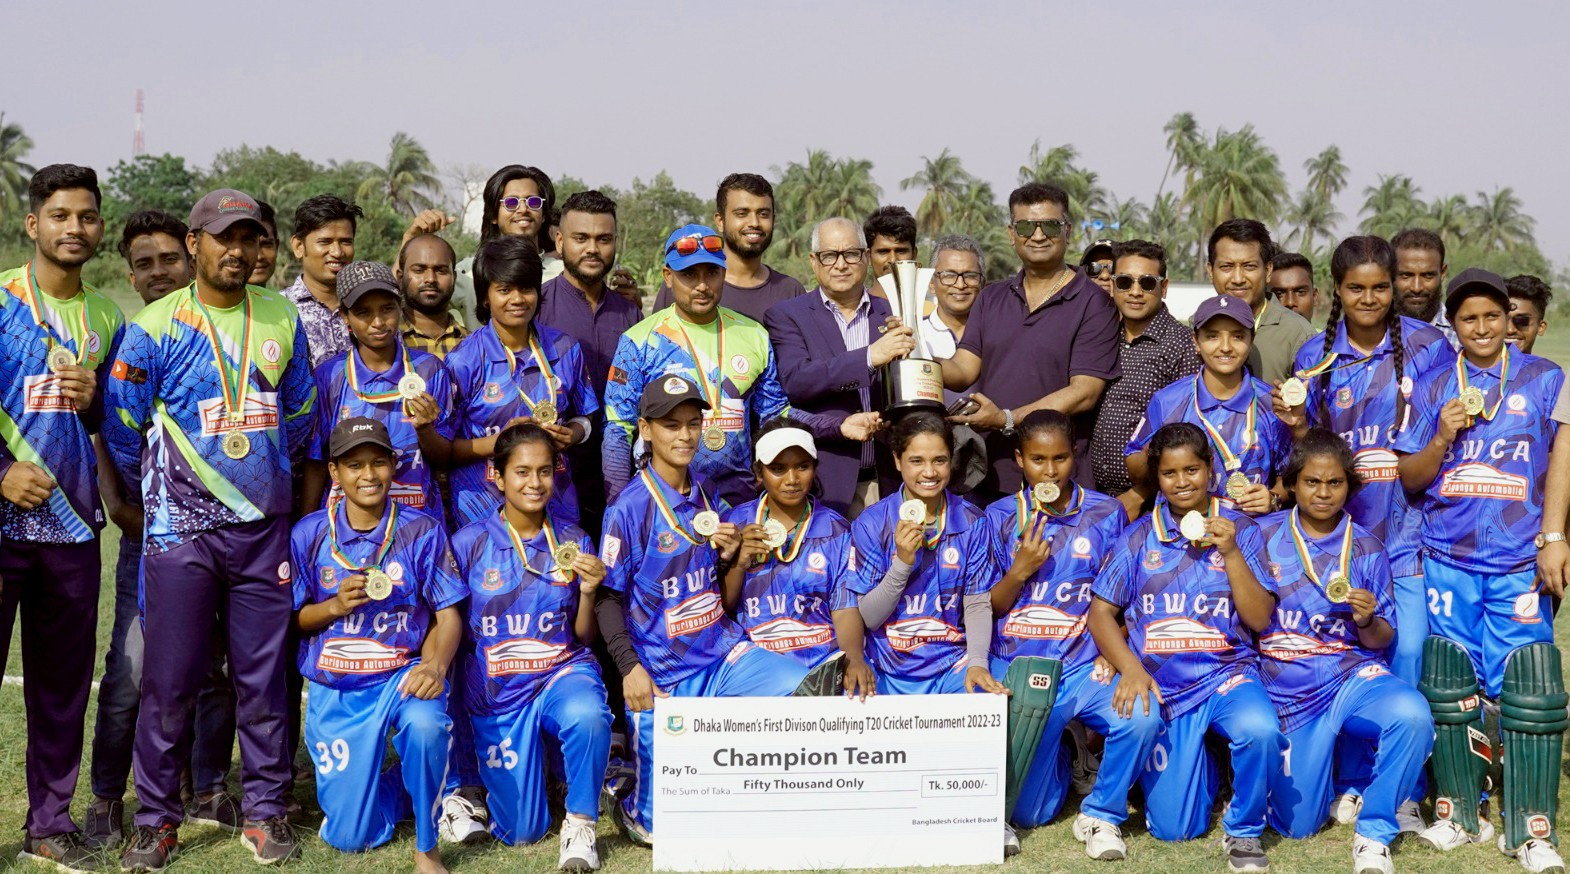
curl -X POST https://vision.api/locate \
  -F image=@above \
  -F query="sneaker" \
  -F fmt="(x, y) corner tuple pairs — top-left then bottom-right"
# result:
(1066, 721), (1101, 796)
(1418, 818), (1495, 851)
(120, 824), (178, 872)
(1353, 834), (1394, 874)
(1504, 838), (1566, 874)
(186, 791), (241, 831)
(438, 790), (489, 845)
(1082, 817), (1126, 861)
(1395, 800), (1425, 835)
(558, 818), (600, 872)
(1224, 835), (1269, 873)
(18, 832), (101, 872)
(83, 798), (125, 850)
(239, 817), (300, 865)
(617, 804), (653, 848)
(1003, 823), (1020, 857)
(1329, 793), (1363, 825)
(603, 756), (635, 805)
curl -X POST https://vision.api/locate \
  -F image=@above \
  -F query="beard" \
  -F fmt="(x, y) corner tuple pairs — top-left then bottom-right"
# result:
(724, 225), (772, 258)
(401, 280), (452, 316)
(38, 235), (95, 269)
(201, 257), (250, 293)
(565, 255), (608, 287)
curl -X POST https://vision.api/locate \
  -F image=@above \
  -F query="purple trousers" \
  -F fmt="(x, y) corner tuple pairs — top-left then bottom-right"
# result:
(0, 539), (100, 838)
(133, 518), (292, 827)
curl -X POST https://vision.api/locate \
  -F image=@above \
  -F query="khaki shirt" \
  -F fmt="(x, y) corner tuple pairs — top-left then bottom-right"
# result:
(1247, 299), (1316, 384)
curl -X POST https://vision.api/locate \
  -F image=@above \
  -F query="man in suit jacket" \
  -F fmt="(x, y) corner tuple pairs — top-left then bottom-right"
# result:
(765, 218), (916, 516)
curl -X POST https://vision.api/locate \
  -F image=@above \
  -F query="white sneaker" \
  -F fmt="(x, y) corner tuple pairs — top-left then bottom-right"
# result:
(1067, 720), (1101, 795)
(1003, 823), (1020, 857)
(1073, 812), (1095, 842)
(1352, 834), (1394, 874)
(1082, 817), (1126, 861)
(558, 818), (600, 872)
(1329, 793), (1363, 825)
(1395, 800), (1425, 835)
(617, 804), (653, 847)
(1505, 838), (1566, 874)
(438, 792), (489, 844)
(1418, 817), (1495, 851)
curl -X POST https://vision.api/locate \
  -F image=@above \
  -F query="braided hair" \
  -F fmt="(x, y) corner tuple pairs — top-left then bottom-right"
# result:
(1320, 236), (1403, 427)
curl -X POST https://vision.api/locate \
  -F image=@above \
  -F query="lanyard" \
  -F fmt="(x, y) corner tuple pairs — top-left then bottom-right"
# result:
(753, 497), (814, 564)
(673, 318), (725, 411)
(326, 501), (399, 572)
(1454, 346), (1511, 422)
(640, 468), (714, 546)
(1287, 508), (1354, 592)
(347, 342), (413, 412)
(22, 262), (90, 360)
(1191, 377), (1255, 472)
(505, 512), (571, 583)
(503, 328), (560, 416)
(188, 285), (253, 424)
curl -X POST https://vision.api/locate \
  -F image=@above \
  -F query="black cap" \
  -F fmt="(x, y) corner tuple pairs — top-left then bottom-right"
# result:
(639, 375), (711, 419)
(1445, 267), (1509, 319)
(1081, 238), (1115, 265)
(328, 417), (395, 459)
(335, 260), (400, 310)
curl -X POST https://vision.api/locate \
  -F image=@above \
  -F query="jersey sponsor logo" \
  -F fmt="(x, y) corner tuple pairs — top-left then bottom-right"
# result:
(1259, 631), (1350, 661)
(1352, 447), (1400, 483)
(22, 373), (77, 413)
(1142, 549), (1164, 571)
(1438, 461), (1528, 501)
(328, 480), (426, 510)
(1512, 592), (1543, 623)
(261, 338), (282, 364)
(1356, 663), (1389, 680)
(703, 400), (746, 435)
(386, 560), (405, 581)
(601, 535), (622, 569)
(749, 617), (833, 653)
(730, 354), (750, 375)
(886, 617), (963, 653)
(277, 561), (291, 584)
(1002, 604), (1086, 641)
(484, 638), (569, 676)
(111, 359), (149, 384)
(941, 546), (960, 569)
(1528, 814), (1553, 839)
(1071, 536), (1092, 559)
(609, 366), (629, 386)
(806, 551), (827, 574)
(86, 330), (101, 354)
(316, 637), (410, 674)
(1507, 393), (1528, 415)
(197, 393), (280, 435)
(1216, 674), (1250, 695)
(1143, 617), (1229, 654)
(665, 591), (724, 637)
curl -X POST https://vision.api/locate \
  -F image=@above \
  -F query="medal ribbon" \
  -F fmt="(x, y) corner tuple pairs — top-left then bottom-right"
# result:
(754, 497), (814, 564)
(326, 500), (400, 572)
(1014, 482), (1082, 541)
(505, 511), (571, 583)
(1287, 508), (1354, 592)
(22, 262), (91, 362)
(347, 341), (414, 413)
(502, 328), (560, 418)
(188, 286), (253, 425)
(901, 487), (946, 550)
(1191, 377), (1255, 471)
(1152, 497), (1221, 544)
(673, 318), (726, 420)
(1454, 345), (1511, 422)
(639, 468), (713, 546)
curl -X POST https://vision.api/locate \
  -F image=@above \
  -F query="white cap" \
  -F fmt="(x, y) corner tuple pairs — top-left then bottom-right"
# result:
(755, 427), (817, 464)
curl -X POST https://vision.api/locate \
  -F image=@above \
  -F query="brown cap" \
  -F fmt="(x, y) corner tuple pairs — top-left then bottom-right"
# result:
(188, 189), (265, 235)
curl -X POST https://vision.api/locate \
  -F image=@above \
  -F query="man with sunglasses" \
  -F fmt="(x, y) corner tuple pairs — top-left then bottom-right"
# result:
(941, 182), (1121, 502)
(1268, 252), (1319, 322)
(1506, 274), (1552, 355)
(1206, 218), (1314, 384)
(1087, 240), (1199, 513)
(1080, 239), (1116, 295)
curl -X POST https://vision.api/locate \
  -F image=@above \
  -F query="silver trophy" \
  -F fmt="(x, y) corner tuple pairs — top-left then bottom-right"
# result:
(877, 260), (944, 413)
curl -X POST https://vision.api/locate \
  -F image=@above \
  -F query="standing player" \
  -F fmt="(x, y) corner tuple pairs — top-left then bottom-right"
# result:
(1126, 295), (1291, 516)
(596, 376), (809, 843)
(291, 419), (465, 874)
(105, 188), (316, 869)
(985, 410), (1156, 862)
(300, 260), (450, 519)
(1395, 269), (1566, 872)
(0, 164), (124, 869)
(1088, 422), (1280, 873)
(1257, 430), (1433, 874)
(454, 424), (611, 871)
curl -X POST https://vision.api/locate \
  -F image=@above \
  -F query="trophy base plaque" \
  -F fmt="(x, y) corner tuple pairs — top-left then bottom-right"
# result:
(882, 357), (945, 414)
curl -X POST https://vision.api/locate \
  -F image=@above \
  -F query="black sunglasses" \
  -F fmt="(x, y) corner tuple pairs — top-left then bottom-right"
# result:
(1510, 314), (1535, 331)
(1011, 219), (1066, 239)
(1113, 273), (1161, 292)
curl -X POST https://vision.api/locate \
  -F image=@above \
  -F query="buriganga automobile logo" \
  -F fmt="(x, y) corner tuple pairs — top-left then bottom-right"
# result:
(886, 617), (963, 652)
(665, 591), (724, 637)
(484, 639), (568, 676)
(1002, 605), (1086, 640)
(1438, 462), (1528, 501)
(1142, 617), (1229, 653)
(1352, 448), (1399, 483)
(749, 617), (833, 652)
(316, 638), (410, 674)
(1259, 632), (1351, 661)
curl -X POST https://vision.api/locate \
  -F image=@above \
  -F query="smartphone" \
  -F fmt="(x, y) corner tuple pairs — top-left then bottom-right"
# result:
(946, 396), (980, 417)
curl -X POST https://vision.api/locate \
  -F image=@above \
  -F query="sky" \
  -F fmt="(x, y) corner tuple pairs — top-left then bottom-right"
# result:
(7, 0), (1568, 264)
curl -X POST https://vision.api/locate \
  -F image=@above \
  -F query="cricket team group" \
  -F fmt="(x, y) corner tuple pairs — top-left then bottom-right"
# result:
(1, 157), (1566, 874)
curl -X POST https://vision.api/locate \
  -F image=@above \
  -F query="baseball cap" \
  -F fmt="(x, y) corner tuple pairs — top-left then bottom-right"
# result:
(1192, 294), (1254, 332)
(1444, 267), (1509, 319)
(663, 224), (727, 271)
(336, 260), (400, 310)
(755, 426), (817, 464)
(640, 375), (711, 419)
(1081, 239), (1116, 265)
(328, 417), (395, 460)
(188, 188), (265, 235)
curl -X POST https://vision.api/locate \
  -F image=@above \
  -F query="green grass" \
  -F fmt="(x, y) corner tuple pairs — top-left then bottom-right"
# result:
(1, 526), (1566, 872)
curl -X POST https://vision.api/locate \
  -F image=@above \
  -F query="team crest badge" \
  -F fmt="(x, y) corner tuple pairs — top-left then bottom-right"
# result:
(1268, 561), (1282, 581)
(483, 382), (503, 402)
(321, 567), (336, 588)
(1335, 386), (1355, 409)
(482, 568), (503, 591)
(664, 716), (686, 735)
(261, 338), (282, 364)
(730, 354), (749, 375)
(1142, 549), (1163, 571)
(657, 531), (679, 553)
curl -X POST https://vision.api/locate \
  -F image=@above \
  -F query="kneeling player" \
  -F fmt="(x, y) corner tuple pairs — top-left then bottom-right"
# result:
(1258, 430), (1432, 874)
(291, 419), (466, 874)
(454, 424), (611, 871)
(986, 411), (1156, 861)
(1395, 270), (1566, 872)
(1089, 422), (1281, 873)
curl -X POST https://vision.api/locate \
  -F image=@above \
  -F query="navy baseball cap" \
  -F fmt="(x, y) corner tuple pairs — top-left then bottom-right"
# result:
(639, 374), (711, 419)
(328, 417), (395, 459)
(1193, 294), (1254, 332)
(663, 224), (727, 271)
(1444, 267), (1509, 319)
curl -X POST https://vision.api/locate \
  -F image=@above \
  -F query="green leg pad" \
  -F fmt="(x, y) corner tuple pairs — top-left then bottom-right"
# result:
(1420, 635), (1489, 834)
(792, 651), (846, 697)
(1501, 643), (1566, 850)
(1003, 656), (1062, 821)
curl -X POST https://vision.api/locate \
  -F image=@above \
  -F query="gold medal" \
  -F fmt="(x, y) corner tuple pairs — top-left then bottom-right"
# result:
(222, 429), (250, 460)
(363, 567), (393, 601)
(1225, 471), (1252, 502)
(397, 372), (426, 400)
(1179, 510), (1208, 544)
(1459, 386), (1486, 416)
(47, 345), (75, 374)
(533, 401), (559, 426)
(1279, 377), (1308, 408)
(551, 541), (580, 571)
(702, 426), (727, 451)
(1325, 574), (1353, 604)
(762, 518), (789, 549)
(1032, 481), (1060, 506)
(692, 510), (720, 538)
(898, 498), (926, 524)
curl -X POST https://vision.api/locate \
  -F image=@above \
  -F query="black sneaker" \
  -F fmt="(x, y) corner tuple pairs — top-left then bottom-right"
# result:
(18, 831), (102, 872)
(240, 817), (300, 865)
(1224, 834), (1269, 873)
(187, 791), (241, 831)
(120, 824), (178, 872)
(83, 798), (125, 849)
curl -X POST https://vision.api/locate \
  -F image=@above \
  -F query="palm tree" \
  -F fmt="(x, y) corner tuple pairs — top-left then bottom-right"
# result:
(772, 150), (882, 260)
(1146, 192), (1198, 279)
(1284, 189), (1343, 254)
(1016, 141), (1107, 224)
(0, 114), (36, 221)
(1303, 145), (1349, 202)
(1426, 194), (1473, 245)
(1156, 112), (1202, 202)
(1183, 125), (1288, 233)
(946, 179), (1014, 279)
(1358, 174), (1425, 238)
(1469, 187), (1535, 252)
(357, 132), (442, 217)
(901, 149), (972, 239)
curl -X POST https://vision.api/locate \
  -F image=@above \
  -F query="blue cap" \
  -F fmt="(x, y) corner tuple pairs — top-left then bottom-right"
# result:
(663, 224), (727, 271)
(1193, 294), (1254, 332)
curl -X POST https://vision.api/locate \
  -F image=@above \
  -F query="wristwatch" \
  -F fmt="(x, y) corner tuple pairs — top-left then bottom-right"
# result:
(1001, 408), (1016, 435)
(1535, 532), (1566, 549)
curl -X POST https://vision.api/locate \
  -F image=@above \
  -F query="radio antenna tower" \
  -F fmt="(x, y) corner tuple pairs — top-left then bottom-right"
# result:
(132, 89), (145, 156)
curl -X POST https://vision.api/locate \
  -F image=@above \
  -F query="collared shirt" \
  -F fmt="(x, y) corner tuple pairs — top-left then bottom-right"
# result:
(723, 497), (854, 666)
(452, 509), (598, 714)
(1090, 306), (1200, 496)
(401, 315), (468, 361)
(1430, 308), (1460, 350)
(1127, 372), (1293, 500)
(283, 276), (352, 369)
(537, 273), (641, 400)
(290, 502), (466, 691)
(1243, 297), (1316, 384)
(651, 267), (807, 324)
(820, 289), (873, 467)
(922, 312), (973, 404)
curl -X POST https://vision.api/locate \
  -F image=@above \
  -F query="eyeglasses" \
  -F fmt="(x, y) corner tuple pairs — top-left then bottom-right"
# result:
(1510, 314), (1536, 331)
(666, 234), (724, 257)
(1011, 219), (1066, 239)
(501, 195), (545, 212)
(813, 249), (866, 265)
(1112, 273), (1161, 292)
(1084, 263), (1113, 279)
(936, 270), (984, 288)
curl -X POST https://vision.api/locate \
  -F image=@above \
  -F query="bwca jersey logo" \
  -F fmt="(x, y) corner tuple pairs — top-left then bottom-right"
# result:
(484, 639), (568, 676)
(665, 591), (724, 637)
(1002, 604), (1085, 641)
(886, 617), (963, 653)
(316, 638), (409, 674)
(1143, 617), (1228, 654)
(1438, 462), (1528, 501)
(749, 617), (832, 653)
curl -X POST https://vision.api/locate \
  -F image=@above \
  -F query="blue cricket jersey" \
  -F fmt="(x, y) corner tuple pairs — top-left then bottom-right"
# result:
(1126, 373), (1292, 498)
(723, 496), (854, 666)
